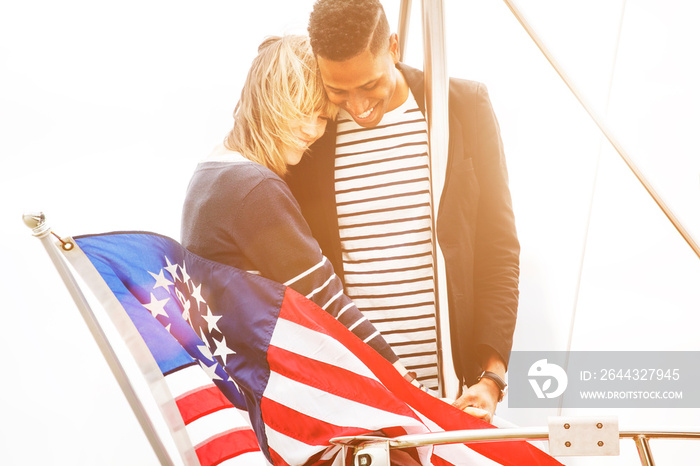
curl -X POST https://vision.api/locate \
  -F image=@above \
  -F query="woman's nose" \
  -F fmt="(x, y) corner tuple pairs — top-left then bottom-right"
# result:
(301, 118), (325, 139)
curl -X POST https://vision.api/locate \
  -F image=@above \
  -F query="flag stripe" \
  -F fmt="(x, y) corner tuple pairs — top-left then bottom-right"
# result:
(279, 288), (561, 465)
(264, 371), (424, 434)
(186, 407), (254, 447)
(194, 428), (261, 466)
(177, 385), (234, 425)
(270, 317), (376, 381)
(262, 397), (377, 448)
(267, 345), (417, 419)
(217, 451), (270, 466)
(165, 364), (216, 398)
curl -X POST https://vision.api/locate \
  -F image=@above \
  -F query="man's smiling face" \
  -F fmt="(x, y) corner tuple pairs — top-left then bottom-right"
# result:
(316, 34), (406, 128)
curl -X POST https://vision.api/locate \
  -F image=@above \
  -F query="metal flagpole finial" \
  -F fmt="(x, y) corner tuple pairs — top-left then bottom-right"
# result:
(23, 211), (50, 237)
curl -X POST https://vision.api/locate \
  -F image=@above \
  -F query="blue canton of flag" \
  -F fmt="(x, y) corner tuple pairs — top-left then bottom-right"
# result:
(66, 232), (266, 466)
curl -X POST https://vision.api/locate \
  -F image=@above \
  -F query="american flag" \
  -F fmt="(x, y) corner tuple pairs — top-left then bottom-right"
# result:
(65, 231), (561, 466)
(65, 232), (267, 465)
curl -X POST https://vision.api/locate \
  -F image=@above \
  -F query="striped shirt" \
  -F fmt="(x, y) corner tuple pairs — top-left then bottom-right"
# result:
(334, 92), (439, 389)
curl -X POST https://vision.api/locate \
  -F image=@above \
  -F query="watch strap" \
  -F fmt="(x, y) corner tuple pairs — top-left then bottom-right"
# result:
(478, 370), (507, 401)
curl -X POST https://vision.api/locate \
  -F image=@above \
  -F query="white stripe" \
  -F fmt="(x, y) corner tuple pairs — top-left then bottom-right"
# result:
(389, 341), (439, 355)
(357, 305), (436, 321)
(343, 256), (434, 274)
(335, 121), (426, 147)
(335, 167), (431, 192)
(347, 315), (367, 332)
(217, 451), (270, 466)
(372, 317), (436, 331)
(411, 409), (501, 465)
(336, 152), (429, 177)
(344, 270), (433, 285)
(321, 289), (343, 311)
(353, 296), (436, 312)
(186, 407), (253, 447)
(270, 318), (376, 380)
(164, 364), (214, 398)
(336, 180), (430, 204)
(362, 330), (381, 343)
(264, 426), (328, 466)
(306, 274), (335, 300)
(283, 256), (326, 286)
(345, 277), (434, 295)
(264, 372), (425, 433)
(335, 302), (354, 319)
(383, 330), (439, 343)
(342, 244), (434, 262)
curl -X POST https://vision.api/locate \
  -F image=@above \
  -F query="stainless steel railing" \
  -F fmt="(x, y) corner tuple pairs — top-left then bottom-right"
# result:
(332, 424), (700, 466)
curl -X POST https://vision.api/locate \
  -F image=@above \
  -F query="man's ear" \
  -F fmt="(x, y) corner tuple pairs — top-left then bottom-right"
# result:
(389, 33), (400, 64)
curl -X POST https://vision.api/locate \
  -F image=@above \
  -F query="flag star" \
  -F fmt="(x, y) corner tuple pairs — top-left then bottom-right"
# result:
(198, 359), (222, 381)
(175, 288), (187, 307)
(182, 299), (192, 324)
(213, 335), (236, 364)
(179, 264), (190, 287)
(149, 269), (173, 291)
(202, 305), (222, 333)
(191, 282), (206, 306)
(164, 256), (180, 282)
(143, 293), (169, 318)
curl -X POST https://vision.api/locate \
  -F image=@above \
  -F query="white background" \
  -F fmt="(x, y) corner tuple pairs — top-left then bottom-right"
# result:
(2, 1), (699, 464)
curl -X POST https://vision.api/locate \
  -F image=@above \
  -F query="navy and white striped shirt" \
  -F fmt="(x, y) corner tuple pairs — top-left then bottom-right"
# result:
(334, 93), (439, 389)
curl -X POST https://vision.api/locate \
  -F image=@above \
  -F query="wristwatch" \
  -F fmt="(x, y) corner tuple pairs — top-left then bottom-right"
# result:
(477, 371), (508, 402)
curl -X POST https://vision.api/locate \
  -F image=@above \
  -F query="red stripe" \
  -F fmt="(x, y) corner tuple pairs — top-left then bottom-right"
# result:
(268, 447), (292, 466)
(261, 397), (398, 447)
(431, 453), (454, 466)
(279, 288), (561, 465)
(267, 345), (418, 419)
(194, 427), (260, 466)
(175, 384), (234, 425)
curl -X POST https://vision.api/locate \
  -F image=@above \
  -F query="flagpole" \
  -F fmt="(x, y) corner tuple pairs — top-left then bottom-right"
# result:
(23, 212), (176, 466)
(397, 0), (412, 62)
(421, 0), (456, 398)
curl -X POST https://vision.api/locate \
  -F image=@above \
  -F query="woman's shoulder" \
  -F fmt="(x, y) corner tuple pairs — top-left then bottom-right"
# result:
(196, 145), (282, 183)
(187, 144), (288, 202)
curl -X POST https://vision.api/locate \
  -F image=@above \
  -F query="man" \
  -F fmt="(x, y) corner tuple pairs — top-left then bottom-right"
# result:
(287, 0), (519, 422)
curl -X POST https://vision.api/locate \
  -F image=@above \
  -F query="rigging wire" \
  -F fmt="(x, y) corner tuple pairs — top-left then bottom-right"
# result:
(558, 0), (629, 417)
(502, 0), (700, 261)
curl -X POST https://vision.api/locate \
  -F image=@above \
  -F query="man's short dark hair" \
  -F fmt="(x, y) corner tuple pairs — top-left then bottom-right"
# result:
(308, 0), (390, 61)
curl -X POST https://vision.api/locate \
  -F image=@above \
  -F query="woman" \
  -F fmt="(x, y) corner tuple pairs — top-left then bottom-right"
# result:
(181, 35), (402, 367)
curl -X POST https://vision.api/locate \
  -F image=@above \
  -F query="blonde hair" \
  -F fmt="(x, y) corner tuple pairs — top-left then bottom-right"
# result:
(224, 35), (337, 176)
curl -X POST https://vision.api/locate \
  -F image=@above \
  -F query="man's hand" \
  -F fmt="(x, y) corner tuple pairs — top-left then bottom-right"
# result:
(452, 347), (506, 423)
(451, 378), (500, 423)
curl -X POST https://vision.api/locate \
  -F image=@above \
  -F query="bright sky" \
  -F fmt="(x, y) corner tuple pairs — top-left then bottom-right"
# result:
(2, 1), (699, 464)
